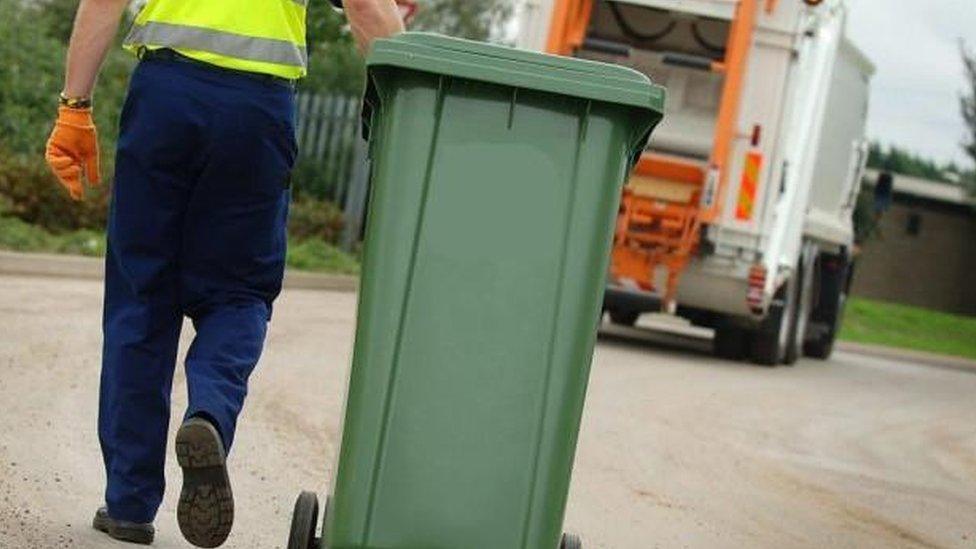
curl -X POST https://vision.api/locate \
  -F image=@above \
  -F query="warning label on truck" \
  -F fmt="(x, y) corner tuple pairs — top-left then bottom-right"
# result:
(736, 152), (763, 221)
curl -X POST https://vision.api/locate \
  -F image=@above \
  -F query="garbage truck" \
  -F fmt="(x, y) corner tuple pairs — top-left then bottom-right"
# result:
(517, 0), (874, 365)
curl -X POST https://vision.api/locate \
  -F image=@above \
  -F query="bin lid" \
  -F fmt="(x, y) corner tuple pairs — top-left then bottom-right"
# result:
(367, 33), (664, 114)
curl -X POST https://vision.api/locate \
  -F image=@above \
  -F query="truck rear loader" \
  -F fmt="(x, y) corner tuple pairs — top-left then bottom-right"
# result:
(518, 0), (875, 365)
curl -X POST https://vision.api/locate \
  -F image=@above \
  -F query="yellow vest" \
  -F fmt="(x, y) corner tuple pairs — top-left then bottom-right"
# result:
(124, 0), (307, 80)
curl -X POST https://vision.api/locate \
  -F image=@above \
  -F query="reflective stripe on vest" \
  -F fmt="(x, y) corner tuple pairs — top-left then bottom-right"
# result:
(126, 22), (306, 68)
(124, 0), (307, 80)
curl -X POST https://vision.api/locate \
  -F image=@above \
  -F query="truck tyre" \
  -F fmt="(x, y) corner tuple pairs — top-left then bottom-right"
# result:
(714, 322), (748, 360)
(608, 308), (640, 327)
(804, 325), (836, 359)
(804, 253), (852, 360)
(785, 243), (817, 365)
(750, 273), (798, 366)
(287, 491), (320, 549)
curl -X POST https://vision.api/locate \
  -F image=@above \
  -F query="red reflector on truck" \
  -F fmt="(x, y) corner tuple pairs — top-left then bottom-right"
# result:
(747, 264), (766, 314)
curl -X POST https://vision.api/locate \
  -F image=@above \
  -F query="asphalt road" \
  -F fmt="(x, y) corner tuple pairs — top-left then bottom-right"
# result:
(1, 275), (974, 548)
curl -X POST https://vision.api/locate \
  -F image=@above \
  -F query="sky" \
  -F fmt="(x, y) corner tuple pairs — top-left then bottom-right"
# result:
(846, 0), (976, 167)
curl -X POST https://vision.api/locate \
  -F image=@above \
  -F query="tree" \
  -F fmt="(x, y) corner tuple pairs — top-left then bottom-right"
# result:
(960, 41), (976, 191)
(411, 0), (514, 43)
(866, 142), (957, 184)
(300, 3), (366, 94)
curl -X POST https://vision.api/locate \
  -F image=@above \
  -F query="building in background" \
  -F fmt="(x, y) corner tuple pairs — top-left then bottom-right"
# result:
(853, 171), (976, 315)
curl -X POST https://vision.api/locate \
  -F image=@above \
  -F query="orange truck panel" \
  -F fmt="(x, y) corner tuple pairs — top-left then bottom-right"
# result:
(545, 0), (594, 55)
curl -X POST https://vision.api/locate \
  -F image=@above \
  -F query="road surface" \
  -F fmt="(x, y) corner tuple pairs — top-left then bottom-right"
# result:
(0, 275), (974, 548)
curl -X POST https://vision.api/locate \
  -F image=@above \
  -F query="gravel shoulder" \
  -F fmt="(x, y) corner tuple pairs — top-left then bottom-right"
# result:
(1, 275), (974, 548)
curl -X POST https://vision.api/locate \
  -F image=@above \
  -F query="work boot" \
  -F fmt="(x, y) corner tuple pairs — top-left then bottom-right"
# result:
(92, 507), (155, 545)
(175, 417), (234, 548)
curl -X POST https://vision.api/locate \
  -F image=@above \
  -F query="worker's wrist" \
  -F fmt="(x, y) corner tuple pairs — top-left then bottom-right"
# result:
(56, 104), (95, 127)
(59, 91), (93, 110)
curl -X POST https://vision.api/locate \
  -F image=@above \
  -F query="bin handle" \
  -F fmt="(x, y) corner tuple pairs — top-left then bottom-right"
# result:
(360, 72), (381, 142)
(627, 111), (661, 170)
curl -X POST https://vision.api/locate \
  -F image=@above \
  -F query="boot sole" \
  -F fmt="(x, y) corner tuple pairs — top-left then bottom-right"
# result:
(175, 419), (234, 548)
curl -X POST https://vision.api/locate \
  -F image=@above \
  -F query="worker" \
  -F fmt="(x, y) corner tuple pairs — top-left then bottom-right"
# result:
(44, 0), (404, 546)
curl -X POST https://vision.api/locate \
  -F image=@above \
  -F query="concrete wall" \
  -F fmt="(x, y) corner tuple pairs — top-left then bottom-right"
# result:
(851, 198), (976, 316)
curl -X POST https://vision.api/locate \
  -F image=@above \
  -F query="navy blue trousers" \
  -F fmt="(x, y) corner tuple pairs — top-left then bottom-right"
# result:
(99, 58), (295, 524)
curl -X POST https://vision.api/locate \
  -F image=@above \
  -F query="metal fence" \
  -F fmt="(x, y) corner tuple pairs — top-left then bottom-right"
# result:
(295, 92), (370, 250)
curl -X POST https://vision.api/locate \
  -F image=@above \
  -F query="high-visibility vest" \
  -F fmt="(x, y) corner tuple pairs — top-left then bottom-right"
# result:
(123, 0), (307, 80)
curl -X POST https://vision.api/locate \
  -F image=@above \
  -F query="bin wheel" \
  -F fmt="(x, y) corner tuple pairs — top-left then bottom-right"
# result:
(561, 532), (582, 549)
(287, 491), (321, 549)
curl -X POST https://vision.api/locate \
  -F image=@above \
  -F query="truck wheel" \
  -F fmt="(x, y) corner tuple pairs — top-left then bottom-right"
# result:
(804, 289), (846, 359)
(785, 243), (817, 365)
(750, 273), (798, 367)
(561, 532), (582, 549)
(608, 308), (640, 327)
(804, 326), (837, 359)
(803, 253), (852, 360)
(287, 491), (320, 549)
(714, 322), (748, 360)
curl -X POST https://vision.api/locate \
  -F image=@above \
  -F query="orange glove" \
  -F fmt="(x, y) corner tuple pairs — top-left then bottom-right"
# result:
(45, 106), (101, 200)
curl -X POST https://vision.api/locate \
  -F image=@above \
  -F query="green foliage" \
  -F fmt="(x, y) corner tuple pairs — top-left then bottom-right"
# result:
(300, 3), (365, 95)
(0, 210), (359, 274)
(0, 0), (134, 229)
(35, 0), (80, 43)
(0, 0), (69, 157)
(288, 196), (346, 244)
(840, 298), (976, 360)
(866, 142), (960, 184)
(411, 0), (514, 42)
(0, 149), (110, 230)
(0, 215), (106, 256)
(286, 238), (360, 275)
(960, 41), (976, 193)
(0, 215), (52, 251)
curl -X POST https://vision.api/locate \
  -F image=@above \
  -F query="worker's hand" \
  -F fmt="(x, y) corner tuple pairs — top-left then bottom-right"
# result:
(45, 106), (101, 201)
(344, 0), (405, 55)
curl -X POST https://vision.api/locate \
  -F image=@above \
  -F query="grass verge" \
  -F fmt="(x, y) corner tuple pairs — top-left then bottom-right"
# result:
(0, 215), (105, 256)
(0, 215), (359, 276)
(840, 297), (976, 360)
(286, 238), (360, 275)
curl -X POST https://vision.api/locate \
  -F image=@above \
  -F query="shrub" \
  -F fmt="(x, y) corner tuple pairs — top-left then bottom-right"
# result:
(0, 215), (55, 251)
(288, 196), (346, 244)
(0, 150), (110, 231)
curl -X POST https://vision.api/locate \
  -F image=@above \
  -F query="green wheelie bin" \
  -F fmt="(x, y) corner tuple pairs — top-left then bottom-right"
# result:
(288, 33), (664, 549)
